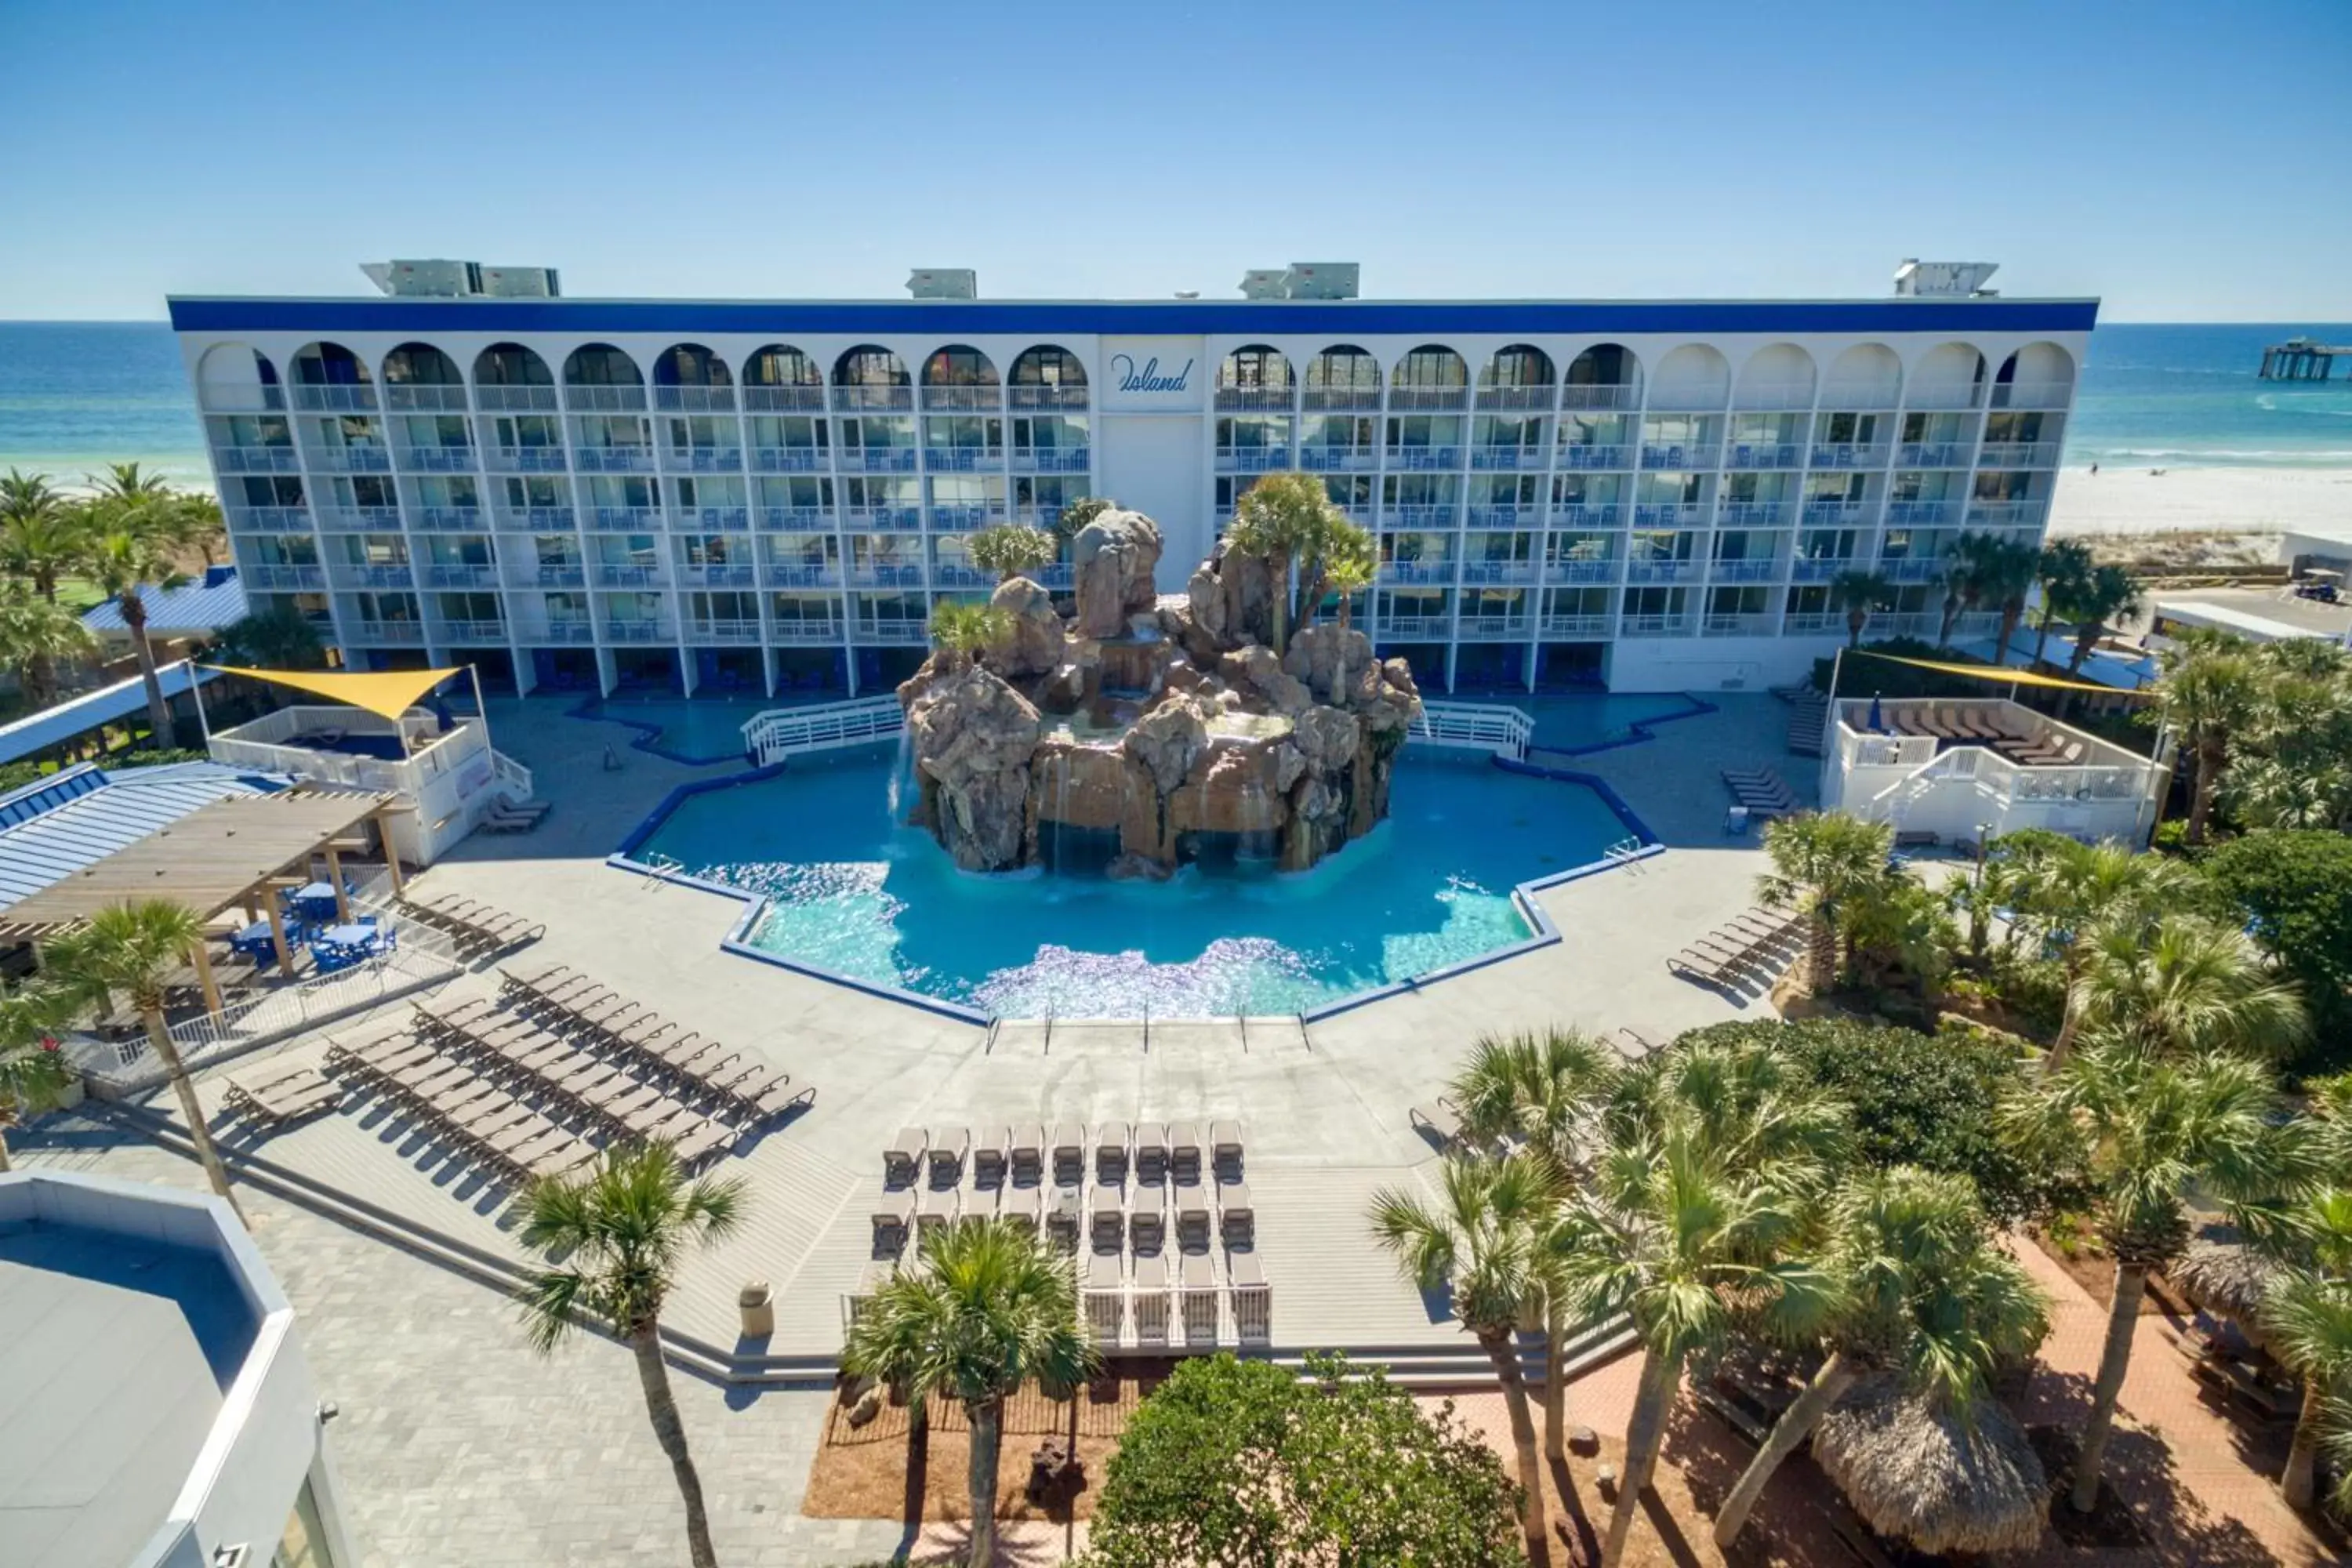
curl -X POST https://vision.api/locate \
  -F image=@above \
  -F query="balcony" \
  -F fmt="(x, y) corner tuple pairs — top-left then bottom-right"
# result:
(1640, 443), (1719, 469)
(675, 562), (756, 587)
(1297, 446), (1377, 473)
(1031, 563), (1073, 590)
(1802, 501), (1868, 526)
(928, 504), (1007, 531)
(1726, 443), (1802, 470)
(1896, 441), (1970, 467)
(1965, 500), (2049, 528)
(1300, 386), (1382, 412)
(1784, 612), (1842, 636)
(1215, 445), (1290, 473)
(522, 564), (586, 589)
(931, 565), (992, 590)
(847, 564), (925, 589)
(840, 506), (922, 531)
(420, 563), (497, 589)
(1624, 559), (1701, 585)
(1820, 382), (1901, 411)
(1808, 442), (1890, 469)
(307, 445), (394, 474)
(1386, 445), (1461, 471)
(672, 506), (752, 532)
(528, 620), (597, 644)
(688, 617), (763, 644)
(843, 447), (919, 473)
(397, 444), (476, 473)
(574, 446), (654, 473)
(494, 505), (575, 532)
(920, 385), (1000, 412)
(603, 619), (676, 644)
(314, 506), (401, 532)
(347, 619), (424, 644)
(1904, 383), (1984, 411)
(1384, 503), (1459, 528)
(1704, 612), (1780, 637)
(212, 445), (303, 474)
(742, 386), (826, 412)
(1619, 613), (1693, 637)
(1214, 387), (1294, 412)
(922, 446), (1004, 473)
(1977, 441), (2060, 468)
(833, 386), (914, 412)
(1556, 444), (1629, 470)
(564, 386), (648, 412)
(1009, 446), (1088, 474)
(757, 506), (832, 532)
(1988, 382), (2071, 411)
(1882, 557), (1944, 584)
(241, 564), (324, 590)
(1716, 501), (1790, 527)
(1545, 559), (1617, 585)
(653, 387), (736, 412)
(771, 619), (846, 644)
(1381, 561), (1454, 586)
(1465, 505), (1537, 528)
(1475, 385), (1554, 411)
(226, 504), (310, 532)
(1791, 556), (1862, 583)
(1007, 384), (1089, 410)
(1456, 613), (1531, 639)
(851, 615), (929, 644)
(1379, 615), (1454, 639)
(1709, 557), (1781, 583)
(475, 385), (560, 412)
(1459, 561), (1539, 586)
(414, 505), (484, 530)
(199, 385), (285, 412)
(1885, 499), (1958, 525)
(1633, 503), (1708, 528)
(586, 505), (662, 531)
(761, 563), (840, 589)
(437, 618), (507, 643)
(1470, 445), (1546, 470)
(1733, 384), (1817, 412)
(1559, 383), (1639, 412)
(590, 562), (666, 587)
(291, 385), (377, 412)
(1540, 612), (1613, 637)
(1551, 503), (1624, 529)
(485, 445), (567, 472)
(383, 384), (470, 412)
(750, 446), (826, 472)
(665, 446), (743, 473)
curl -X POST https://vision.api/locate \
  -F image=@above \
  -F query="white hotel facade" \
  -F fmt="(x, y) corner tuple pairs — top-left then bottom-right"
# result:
(170, 278), (2095, 696)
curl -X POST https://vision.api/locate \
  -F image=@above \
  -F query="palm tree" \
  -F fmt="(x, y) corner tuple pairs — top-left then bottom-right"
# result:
(2259, 1185), (2352, 1509)
(2005, 838), (2194, 1067)
(1978, 538), (2044, 670)
(1828, 569), (1894, 649)
(1712, 1166), (2049, 1548)
(926, 600), (1012, 672)
(42, 900), (241, 1218)
(1370, 1152), (1562, 1559)
(0, 469), (89, 603)
(2054, 564), (2147, 715)
(1756, 811), (1896, 993)
(842, 1217), (1096, 1566)
(0, 985), (79, 1171)
(1933, 533), (1994, 650)
(209, 605), (328, 671)
(86, 461), (175, 503)
(1450, 1029), (1621, 1459)
(80, 518), (191, 742)
(518, 1144), (746, 1568)
(965, 523), (1058, 583)
(1225, 470), (1346, 655)
(1308, 517), (1377, 634)
(2154, 632), (2263, 845)
(2028, 539), (2094, 670)
(2066, 913), (2307, 1065)
(2002, 1042), (2297, 1512)
(0, 590), (98, 706)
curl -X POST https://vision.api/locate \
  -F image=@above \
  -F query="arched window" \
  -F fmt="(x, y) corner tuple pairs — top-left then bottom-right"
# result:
(1478, 345), (1555, 408)
(1910, 343), (1988, 410)
(563, 343), (646, 412)
(1733, 343), (1817, 411)
(1562, 343), (1641, 409)
(382, 343), (466, 411)
(195, 344), (281, 411)
(1820, 344), (1900, 409)
(1009, 345), (1087, 408)
(1215, 344), (1294, 409)
(1391, 345), (1468, 409)
(1305, 345), (1381, 408)
(922, 345), (1000, 408)
(653, 343), (733, 410)
(833, 345), (911, 409)
(742, 344), (823, 410)
(289, 342), (374, 410)
(474, 343), (557, 410)
(1994, 343), (2076, 408)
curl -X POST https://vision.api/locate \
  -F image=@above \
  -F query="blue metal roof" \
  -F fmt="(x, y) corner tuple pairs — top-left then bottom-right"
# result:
(0, 664), (223, 765)
(0, 760), (288, 914)
(80, 568), (247, 639)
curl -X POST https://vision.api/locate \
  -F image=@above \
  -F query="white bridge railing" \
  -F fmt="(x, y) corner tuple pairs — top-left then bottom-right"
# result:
(742, 695), (907, 764)
(1407, 702), (1534, 760)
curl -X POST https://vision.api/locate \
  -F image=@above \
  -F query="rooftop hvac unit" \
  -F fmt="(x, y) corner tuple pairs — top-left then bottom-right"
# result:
(1893, 260), (1999, 298)
(907, 268), (978, 299)
(1283, 262), (1359, 299)
(479, 266), (560, 297)
(360, 260), (561, 298)
(1240, 268), (1289, 299)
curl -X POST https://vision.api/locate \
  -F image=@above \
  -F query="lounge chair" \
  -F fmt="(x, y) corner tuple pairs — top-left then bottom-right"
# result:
(927, 1127), (970, 1184)
(1167, 1121), (1202, 1184)
(1132, 1252), (1171, 1345)
(873, 1188), (916, 1248)
(1132, 1121), (1169, 1182)
(1009, 1123), (1044, 1185)
(916, 1183), (958, 1232)
(1129, 1187), (1166, 1251)
(1050, 1123), (1086, 1186)
(1210, 1120), (1244, 1181)
(884, 1127), (926, 1185)
(1176, 1185), (1213, 1248)
(971, 1127), (1009, 1186)
(1180, 1253), (1220, 1345)
(223, 1063), (343, 1127)
(1095, 1122), (1130, 1185)
(1047, 1185), (1082, 1247)
(1088, 1186), (1125, 1250)
(1219, 1181), (1254, 1244)
(1000, 1183), (1044, 1233)
(1409, 1098), (1470, 1151)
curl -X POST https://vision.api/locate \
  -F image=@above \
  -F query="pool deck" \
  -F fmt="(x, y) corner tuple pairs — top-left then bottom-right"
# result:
(40, 691), (1811, 1371)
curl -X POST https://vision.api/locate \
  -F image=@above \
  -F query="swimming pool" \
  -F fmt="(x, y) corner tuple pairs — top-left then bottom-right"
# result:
(633, 748), (1636, 1016)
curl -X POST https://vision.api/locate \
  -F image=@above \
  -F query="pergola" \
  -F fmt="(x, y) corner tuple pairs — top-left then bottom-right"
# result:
(0, 789), (403, 1012)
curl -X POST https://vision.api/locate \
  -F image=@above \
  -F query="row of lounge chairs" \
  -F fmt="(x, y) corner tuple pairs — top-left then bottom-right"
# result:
(873, 1120), (1251, 1254)
(1883, 706), (2087, 765)
(222, 1062), (343, 1128)
(1667, 905), (1808, 989)
(325, 1026), (600, 1183)
(478, 795), (551, 835)
(873, 1167), (1255, 1251)
(394, 894), (546, 961)
(1080, 1244), (1266, 1348)
(884, 1121), (1243, 1189)
(1723, 767), (1799, 816)
(499, 962), (815, 1123)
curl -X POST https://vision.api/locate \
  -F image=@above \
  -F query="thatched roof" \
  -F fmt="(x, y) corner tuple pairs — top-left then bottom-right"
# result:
(2169, 1225), (2284, 1329)
(1813, 1377), (2049, 1556)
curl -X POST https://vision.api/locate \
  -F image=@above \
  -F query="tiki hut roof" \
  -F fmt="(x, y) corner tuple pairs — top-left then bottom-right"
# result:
(1812, 1377), (2049, 1556)
(2169, 1225), (2285, 1330)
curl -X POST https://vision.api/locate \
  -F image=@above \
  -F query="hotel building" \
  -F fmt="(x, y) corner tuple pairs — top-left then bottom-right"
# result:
(169, 263), (2095, 696)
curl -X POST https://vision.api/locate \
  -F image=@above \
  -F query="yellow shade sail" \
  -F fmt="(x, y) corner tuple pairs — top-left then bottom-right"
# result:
(1849, 650), (2132, 697)
(205, 665), (464, 724)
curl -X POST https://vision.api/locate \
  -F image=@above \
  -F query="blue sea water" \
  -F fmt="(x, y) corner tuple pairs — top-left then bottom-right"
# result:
(637, 746), (1632, 1016)
(4, 320), (2351, 485)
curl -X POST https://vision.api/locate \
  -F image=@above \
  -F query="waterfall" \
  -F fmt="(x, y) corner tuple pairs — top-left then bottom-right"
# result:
(886, 722), (913, 822)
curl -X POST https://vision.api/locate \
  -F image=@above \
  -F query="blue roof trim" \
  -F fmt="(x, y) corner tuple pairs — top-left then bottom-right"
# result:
(0, 762), (288, 912)
(168, 296), (2101, 336)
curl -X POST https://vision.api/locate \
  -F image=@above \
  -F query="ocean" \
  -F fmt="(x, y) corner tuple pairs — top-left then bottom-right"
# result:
(2, 319), (2349, 490)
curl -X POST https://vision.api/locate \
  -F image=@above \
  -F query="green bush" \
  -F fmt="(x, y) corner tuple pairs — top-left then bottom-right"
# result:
(2197, 829), (2352, 1075)
(1083, 1352), (1523, 1567)
(1672, 1017), (2081, 1227)
(1811, 637), (1987, 699)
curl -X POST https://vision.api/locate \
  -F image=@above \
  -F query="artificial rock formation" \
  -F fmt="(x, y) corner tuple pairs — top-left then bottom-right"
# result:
(898, 510), (1421, 875)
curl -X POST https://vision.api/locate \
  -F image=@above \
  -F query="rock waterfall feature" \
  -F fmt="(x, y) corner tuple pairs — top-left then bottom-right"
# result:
(898, 509), (1421, 876)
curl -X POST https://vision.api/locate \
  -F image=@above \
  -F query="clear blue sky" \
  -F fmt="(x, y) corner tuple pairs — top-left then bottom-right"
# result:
(2, 0), (2346, 321)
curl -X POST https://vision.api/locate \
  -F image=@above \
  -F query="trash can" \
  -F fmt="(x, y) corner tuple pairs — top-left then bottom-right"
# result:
(739, 1279), (774, 1338)
(1724, 804), (1751, 837)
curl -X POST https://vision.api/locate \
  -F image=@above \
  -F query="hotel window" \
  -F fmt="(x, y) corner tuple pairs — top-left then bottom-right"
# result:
(925, 416), (1004, 452)
(1548, 532), (1612, 564)
(1009, 345), (1086, 388)
(1468, 531), (1534, 564)
(1798, 528), (1859, 561)
(1474, 415), (1545, 452)
(1385, 415), (1461, 449)
(488, 415), (561, 449)
(1216, 416), (1289, 451)
(1804, 473), (1867, 503)
(1889, 470), (1960, 502)
(1900, 411), (1970, 443)
(1623, 586), (1686, 617)
(1393, 346), (1468, 390)
(582, 475), (657, 508)
(1973, 470), (2037, 500)
(411, 475), (478, 508)
(1306, 346), (1381, 394)
(532, 535), (581, 566)
(771, 593), (839, 626)
(329, 475), (398, 508)
(214, 413), (292, 447)
(1635, 472), (1707, 505)
(750, 416), (827, 450)
(235, 475), (304, 506)
(400, 414), (470, 449)
(350, 534), (408, 566)
(498, 476), (563, 510)
(760, 475), (833, 508)
(1011, 415), (1086, 450)
(840, 417), (916, 449)
(1708, 585), (1770, 616)
(665, 416), (733, 453)
(1558, 413), (1628, 448)
(1552, 473), (1623, 506)
(1381, 474), (1459, 507)
(1323, 475), (1374, 510)
(1014, 476), (1081, 511)
(1475, 475), (1542, 507)
(439, 590), (500, 621)
(575, 416), (649, 449)
(843, 476), (919, 507)
(1817, 411), (1882, 444)
(1722, 473), (1790, 503)
(1301, 415), (1374, 452)
(1218, 345), (1292, 392)
(1629, 530), (1693, 563)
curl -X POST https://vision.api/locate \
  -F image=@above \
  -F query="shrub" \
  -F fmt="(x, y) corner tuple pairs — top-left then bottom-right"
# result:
(2197, 829), (2352, 1074)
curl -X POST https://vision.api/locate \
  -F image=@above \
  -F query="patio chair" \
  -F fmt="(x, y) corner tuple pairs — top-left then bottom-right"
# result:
(927, 1127), (971, 1185)
(1175, 1185), (1213, 1250)
(223, 1064), (343, 1127)
(1219, 1181), (1254, 1245)
(1409, 1098), (1470, 1151)
(1132, 1121), (1169, 1183)
(872, 1187), (916, 1250)
(1008, 1123), (1044, 1185)
(971, 1127), (1009, 1188)
(1210, 1121), (1244, 1182)
(884, 1127), (926, 1185)
(1050, 1123), (1085, 1187)
(1129, 1186), (1166, 1251)
(1167, 1121), (1203, 1184)
(1094, 1122), (1130, 1185)
(1088, 1186), (1126, 1250)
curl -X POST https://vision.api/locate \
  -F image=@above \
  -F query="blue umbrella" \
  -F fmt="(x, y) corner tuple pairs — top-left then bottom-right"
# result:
(1867, 694), (1885, 732)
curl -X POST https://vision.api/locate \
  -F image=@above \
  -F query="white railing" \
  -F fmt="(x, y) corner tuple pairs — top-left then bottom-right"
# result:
(1407, 702), (1533, 760)
(492, 748), (533, 802)
(742, 695), (906, 764)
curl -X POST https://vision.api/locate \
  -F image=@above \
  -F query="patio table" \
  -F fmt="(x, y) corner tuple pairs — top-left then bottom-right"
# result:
(291, 881), (342, 920)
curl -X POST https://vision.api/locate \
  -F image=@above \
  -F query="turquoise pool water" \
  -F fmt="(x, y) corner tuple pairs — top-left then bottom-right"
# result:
(636, 748), (1634, 1016)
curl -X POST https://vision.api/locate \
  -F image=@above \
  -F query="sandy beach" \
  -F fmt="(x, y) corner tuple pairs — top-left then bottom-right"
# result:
(2048, 463), (2352, 543)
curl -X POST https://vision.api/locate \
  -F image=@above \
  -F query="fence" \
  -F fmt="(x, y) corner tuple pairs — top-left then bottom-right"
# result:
(741, 695), (907, 764)
(1407, 702), (1534, 760)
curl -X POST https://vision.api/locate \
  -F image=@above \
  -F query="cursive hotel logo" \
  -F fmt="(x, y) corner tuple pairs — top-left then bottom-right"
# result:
(1110, 352), (1193, 394)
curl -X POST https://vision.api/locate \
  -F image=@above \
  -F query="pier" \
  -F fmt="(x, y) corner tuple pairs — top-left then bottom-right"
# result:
(2259, 336), (2348, 382)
